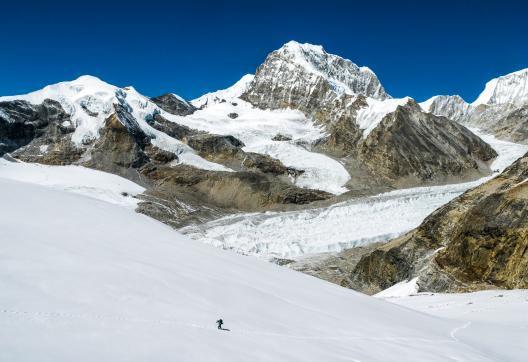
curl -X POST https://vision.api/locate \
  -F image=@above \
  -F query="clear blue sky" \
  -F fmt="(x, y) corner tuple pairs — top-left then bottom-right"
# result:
(1, 0), (526, 102)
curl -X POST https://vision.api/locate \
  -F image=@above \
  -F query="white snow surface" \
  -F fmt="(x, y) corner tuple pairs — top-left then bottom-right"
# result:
(0, 75), (229, 172)
(0, 158), (144, 208)
(472, 68), (528, 106)
(356, 97), (412, 138)
(182, 131), (528, 259)
(377, 289), (528, 362)
(0, 177), (514, 362)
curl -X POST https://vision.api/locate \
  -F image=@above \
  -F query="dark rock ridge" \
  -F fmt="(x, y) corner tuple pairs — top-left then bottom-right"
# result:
(347, 153), (528, 294)
(150, 93), (196, 116)
(147, 113), (199, 140)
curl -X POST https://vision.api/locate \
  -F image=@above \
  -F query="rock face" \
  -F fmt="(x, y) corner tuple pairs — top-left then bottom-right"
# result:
(420, 95), (471, 122)
(151, 93), (196, 116)
(349, 153), (528, 294)
(85, 105), (164, 180)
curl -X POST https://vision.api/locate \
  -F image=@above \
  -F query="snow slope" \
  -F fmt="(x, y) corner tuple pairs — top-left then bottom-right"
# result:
(0, 75), (229, 172)
(0, 178), (498, 362)
(0, 158), (144, 208)
(356, 97), (412, 138)
(182, 131), (528, 258)
(472, 68), (528, 106)
(377, 289), (528, 362)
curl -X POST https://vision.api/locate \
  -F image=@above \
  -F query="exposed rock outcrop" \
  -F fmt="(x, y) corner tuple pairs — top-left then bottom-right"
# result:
(140, 164), (330, 211)
(151, 93), (196, 116)
(0, 99), (82, 165)
(241, 41), (387, 127)
(184, 133), (303, 178)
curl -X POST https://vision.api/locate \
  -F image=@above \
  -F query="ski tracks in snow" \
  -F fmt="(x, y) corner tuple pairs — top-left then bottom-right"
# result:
(1, 308), (459, 343)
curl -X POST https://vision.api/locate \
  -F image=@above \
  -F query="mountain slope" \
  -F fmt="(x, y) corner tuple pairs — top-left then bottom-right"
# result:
(0, 175), (497, 362)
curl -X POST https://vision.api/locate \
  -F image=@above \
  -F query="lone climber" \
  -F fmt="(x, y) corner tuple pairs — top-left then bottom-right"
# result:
(216, 318), (224, 330)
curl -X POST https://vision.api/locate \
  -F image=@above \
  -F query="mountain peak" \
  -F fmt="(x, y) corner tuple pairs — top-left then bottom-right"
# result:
(278, 40), (326, 56)
(271, 40), (389, 99)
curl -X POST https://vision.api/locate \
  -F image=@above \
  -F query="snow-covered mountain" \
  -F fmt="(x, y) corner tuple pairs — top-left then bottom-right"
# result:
(421, 68), (528, 143)
(239, 41), (496, 190)
(1, 165), (525, 361)
(0, 75), (227, 171)
(242, 41), (388, 110)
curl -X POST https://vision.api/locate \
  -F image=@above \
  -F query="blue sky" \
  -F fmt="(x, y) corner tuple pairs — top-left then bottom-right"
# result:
(1, 0), (526, 102)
